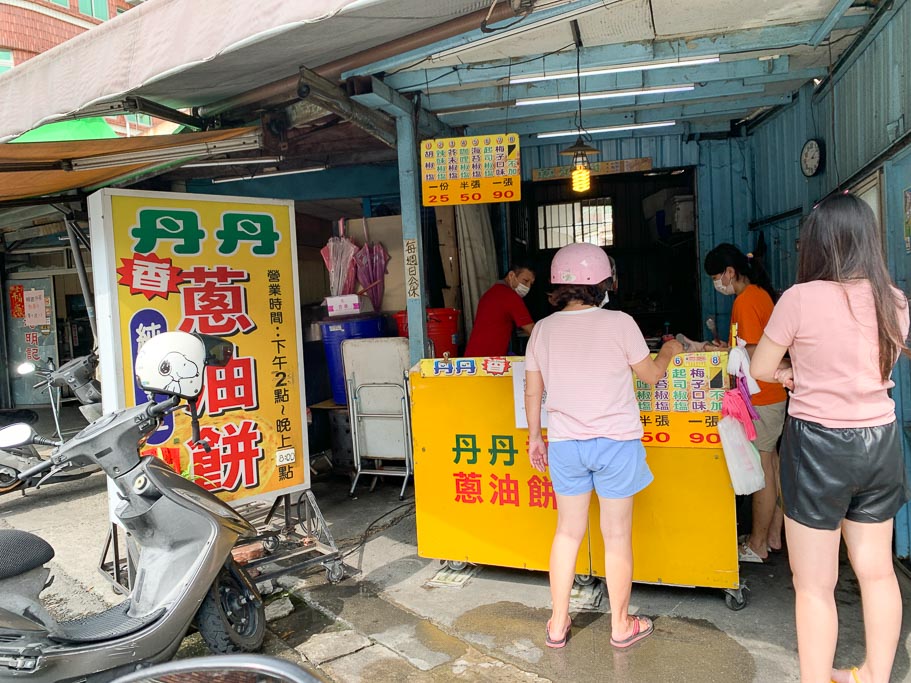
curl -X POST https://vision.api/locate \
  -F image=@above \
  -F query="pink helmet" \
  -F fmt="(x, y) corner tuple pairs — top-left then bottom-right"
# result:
(550, 243), (612, 284)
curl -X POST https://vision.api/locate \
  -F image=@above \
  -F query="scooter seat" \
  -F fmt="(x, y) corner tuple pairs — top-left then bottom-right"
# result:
(0, 530), (54, 580)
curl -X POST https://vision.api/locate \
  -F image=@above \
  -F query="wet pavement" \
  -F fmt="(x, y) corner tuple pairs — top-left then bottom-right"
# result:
(2, 430), (910, 682)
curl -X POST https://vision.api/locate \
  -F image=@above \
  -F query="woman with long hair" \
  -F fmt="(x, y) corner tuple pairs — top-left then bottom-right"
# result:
(752, 193), (910, 683)
(703, 243), (787, 562)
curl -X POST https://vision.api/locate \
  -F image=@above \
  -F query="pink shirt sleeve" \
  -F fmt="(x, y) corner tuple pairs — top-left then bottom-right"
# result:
(622, 314), (651, 365)
(525, 322), (542, 371)
(763, 286), (800, 347)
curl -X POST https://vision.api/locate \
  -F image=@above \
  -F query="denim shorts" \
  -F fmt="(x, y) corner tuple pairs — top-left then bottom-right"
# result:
(548, 437), (653, 499)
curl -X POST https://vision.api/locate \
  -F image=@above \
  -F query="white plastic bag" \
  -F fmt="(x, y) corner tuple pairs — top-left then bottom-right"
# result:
(717, 415), (766, 495)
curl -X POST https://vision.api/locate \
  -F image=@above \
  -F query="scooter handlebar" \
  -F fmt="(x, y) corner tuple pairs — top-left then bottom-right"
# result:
(147, 395), (181, 418)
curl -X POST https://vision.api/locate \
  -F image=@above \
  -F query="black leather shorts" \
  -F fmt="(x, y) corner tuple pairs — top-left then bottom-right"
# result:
(780, 417), (910, 530)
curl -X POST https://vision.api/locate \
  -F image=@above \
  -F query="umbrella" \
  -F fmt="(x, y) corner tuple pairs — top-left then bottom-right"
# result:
(320, 236), (359, 297)
(354, 242), (390, 312)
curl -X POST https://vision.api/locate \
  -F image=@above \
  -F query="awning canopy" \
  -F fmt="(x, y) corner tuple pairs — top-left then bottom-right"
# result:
(0, 127), (259, 203)
(0, 0), (495, 143)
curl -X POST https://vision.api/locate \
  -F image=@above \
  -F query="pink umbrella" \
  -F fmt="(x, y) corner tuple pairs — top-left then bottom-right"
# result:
(354, 242), (390, 312)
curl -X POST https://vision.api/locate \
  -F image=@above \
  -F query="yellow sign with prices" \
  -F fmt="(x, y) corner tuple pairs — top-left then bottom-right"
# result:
(89, 189), (309, 504)
(420, 134), (521, 207)
(411, 353), (739, 590)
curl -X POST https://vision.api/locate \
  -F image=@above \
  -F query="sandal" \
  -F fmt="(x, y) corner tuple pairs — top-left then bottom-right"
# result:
(545, 617), (571, 649)
(739, 542), (765, 564)
(610, 615), (654, 649)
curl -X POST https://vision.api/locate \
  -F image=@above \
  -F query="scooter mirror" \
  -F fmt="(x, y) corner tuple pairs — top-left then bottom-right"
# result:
(0, 423), (35, 448)
(16, 362), (36, 376)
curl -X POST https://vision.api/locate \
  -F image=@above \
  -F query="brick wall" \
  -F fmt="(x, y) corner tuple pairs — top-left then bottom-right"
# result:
(1, 0), (133, 64)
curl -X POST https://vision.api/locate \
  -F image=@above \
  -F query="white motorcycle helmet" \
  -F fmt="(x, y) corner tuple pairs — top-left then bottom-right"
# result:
(135, 331), (207, 400)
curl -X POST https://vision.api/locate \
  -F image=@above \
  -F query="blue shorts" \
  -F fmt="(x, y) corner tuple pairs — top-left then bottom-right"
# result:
(548, 438), (653, 499)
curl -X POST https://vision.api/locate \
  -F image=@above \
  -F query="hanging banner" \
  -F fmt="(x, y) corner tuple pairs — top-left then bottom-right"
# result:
(89, 189), (309, 504)
(532, 157), (653, 181)
(421, 134), (521, 206)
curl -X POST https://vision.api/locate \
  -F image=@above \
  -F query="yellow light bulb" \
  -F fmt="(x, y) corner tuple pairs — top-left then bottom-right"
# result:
(572, 165), (590, 192)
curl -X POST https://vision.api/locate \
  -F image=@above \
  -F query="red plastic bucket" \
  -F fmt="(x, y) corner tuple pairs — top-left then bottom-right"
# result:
(393, 308), (460, 357)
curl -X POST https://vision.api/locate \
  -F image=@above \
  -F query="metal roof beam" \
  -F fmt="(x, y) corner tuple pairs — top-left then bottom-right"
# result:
(383, 13), (869, 93)
(340, 0), (609, 80)
(288, 67), (397, 148)
(422, 56), (794, 113)
(346, 77), (451, 139)
(468, 93), (793, 136)
(809, 0), (856, 46)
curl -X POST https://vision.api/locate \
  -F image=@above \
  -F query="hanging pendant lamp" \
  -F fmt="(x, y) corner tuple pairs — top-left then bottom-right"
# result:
(559, 42), (598, 192)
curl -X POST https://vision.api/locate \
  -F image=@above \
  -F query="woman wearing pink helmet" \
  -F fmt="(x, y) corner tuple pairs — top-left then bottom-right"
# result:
(525, 243), (683, 649)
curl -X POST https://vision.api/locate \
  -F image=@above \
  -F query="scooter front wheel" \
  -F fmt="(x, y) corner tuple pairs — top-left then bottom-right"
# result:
(195, 561), (265, 654)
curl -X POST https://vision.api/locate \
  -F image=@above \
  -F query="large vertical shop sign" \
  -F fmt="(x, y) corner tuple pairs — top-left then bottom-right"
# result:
(88, 189), (309, 503)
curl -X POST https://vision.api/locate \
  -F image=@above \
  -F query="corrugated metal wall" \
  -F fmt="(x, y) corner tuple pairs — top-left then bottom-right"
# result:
(749, 0), (911, 216)
(744, 0), (911, 558)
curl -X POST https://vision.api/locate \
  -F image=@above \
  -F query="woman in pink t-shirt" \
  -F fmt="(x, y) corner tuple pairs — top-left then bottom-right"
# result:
(525, 243), (682, 650)
(752, 193), (910, 683)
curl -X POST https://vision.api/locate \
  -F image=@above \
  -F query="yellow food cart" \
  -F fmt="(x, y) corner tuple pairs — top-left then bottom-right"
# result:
(409, 351), (749, 610)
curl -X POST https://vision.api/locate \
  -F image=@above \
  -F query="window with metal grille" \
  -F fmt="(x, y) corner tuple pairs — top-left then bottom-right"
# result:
(537, 199), (613, 249)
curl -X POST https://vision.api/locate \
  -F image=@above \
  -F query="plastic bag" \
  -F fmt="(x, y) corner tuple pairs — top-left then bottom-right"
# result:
(717, 415), (766, 495)
(721, 389), (757, 440)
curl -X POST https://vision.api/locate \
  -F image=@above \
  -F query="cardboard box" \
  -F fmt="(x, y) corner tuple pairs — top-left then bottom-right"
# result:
(324, 295), (361, 317)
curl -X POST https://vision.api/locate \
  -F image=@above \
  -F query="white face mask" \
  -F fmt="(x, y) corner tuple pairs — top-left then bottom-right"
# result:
(713, 274), (735, 296)
(601, 291), (610, 307)
(515, 283), (530, 298)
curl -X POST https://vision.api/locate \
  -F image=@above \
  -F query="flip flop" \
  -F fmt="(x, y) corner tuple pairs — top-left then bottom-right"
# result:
(545, 618), (571, 649)
(610, 615), (654, 649)
(830, 667), (863, 683)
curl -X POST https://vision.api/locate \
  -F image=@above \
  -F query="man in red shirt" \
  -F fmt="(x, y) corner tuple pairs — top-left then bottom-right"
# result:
(464, 263), (536, 357)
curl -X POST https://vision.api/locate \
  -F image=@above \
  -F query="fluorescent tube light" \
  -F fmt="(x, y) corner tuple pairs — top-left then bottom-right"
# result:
(516, 84), (695, 107)
(536, 121), (677, 139)
(511, 56), (720, 85)
(182, 156), (282, 168)
(210, 166), (328, 183)
(68, 133), (262, 171)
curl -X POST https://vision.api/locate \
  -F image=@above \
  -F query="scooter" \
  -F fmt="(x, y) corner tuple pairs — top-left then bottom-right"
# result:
(111, 655), (323, 683)
(0, 353), (103, 495)
(0, 332), (266, 682)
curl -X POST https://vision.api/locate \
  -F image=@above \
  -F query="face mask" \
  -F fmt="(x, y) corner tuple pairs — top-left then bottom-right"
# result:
(515, 283), (530, 298)
(713, 275), (735, 296)
(601, 291), (610, 307)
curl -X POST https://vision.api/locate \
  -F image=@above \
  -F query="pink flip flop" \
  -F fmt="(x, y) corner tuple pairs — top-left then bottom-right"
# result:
(610, 615), (654, 649)
(545, 618), (572, 648)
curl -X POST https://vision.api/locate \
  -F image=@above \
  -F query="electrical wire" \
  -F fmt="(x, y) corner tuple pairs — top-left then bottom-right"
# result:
(337, 500), (417, 560)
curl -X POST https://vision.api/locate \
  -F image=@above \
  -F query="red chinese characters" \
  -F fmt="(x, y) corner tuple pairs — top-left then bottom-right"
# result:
(489, 473), (520, 506)
(453, 472), (484, 503)
(197, 356), (258, 416)
(8, 285), (24, 319)
(117, 253), (184, 300)
(178, 265), (254, 336)
(452, 472), (557, 509)
(187, 421), (264, 493)
(528, 475), (557, 510)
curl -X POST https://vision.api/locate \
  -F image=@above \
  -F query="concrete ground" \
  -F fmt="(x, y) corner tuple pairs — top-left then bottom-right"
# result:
(2, 408), (911, 682)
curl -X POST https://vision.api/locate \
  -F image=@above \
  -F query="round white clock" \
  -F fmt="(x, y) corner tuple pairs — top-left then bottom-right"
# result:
(800, 139), (825, 177)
